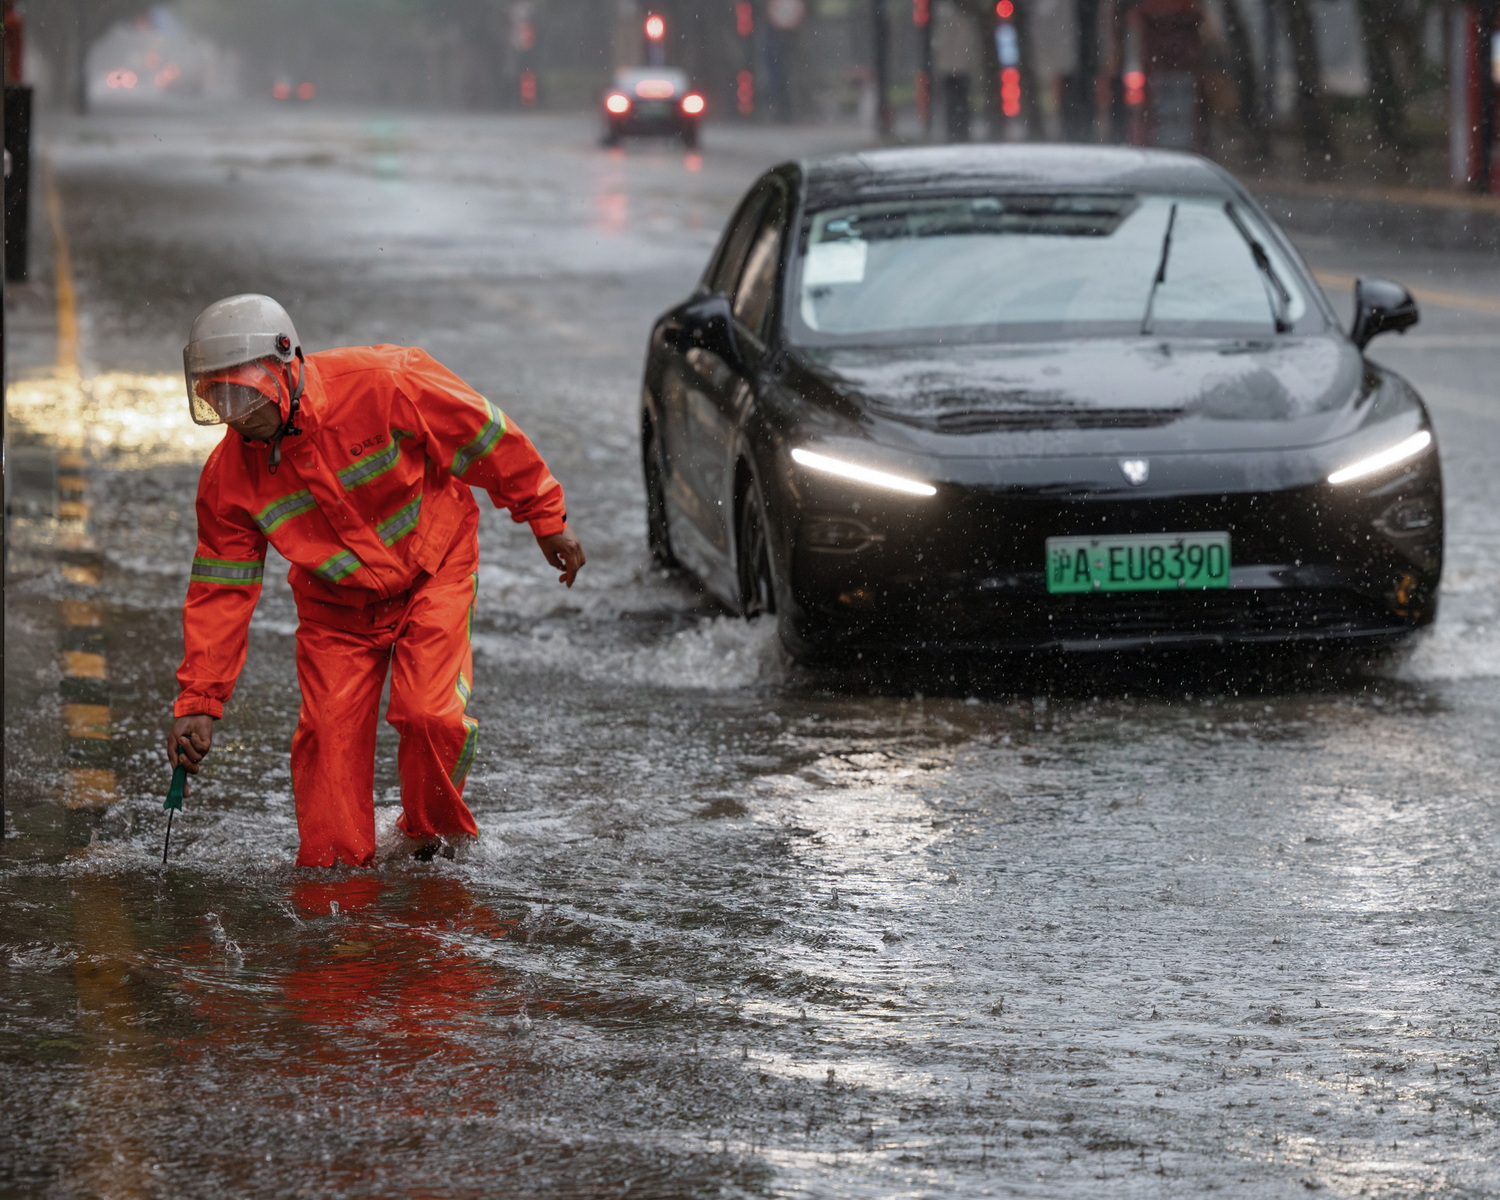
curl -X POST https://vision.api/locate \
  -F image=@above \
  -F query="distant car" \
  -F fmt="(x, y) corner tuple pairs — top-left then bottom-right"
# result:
(640, 146), (1443, 662)
(603, 68), (705, 149)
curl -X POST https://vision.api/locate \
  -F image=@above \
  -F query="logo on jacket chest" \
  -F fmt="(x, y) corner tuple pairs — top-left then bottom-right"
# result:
(348, 433), (386, 457)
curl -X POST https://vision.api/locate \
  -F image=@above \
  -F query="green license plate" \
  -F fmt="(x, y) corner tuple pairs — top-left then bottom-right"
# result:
(1046, 532), (1232, 593)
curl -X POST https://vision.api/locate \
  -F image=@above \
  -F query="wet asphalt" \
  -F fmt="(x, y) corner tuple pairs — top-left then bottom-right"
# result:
(5, 105), (1500, 1198)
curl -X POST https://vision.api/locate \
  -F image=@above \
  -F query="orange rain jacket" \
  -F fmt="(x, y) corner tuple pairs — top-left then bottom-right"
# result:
(175, 345), (566, 719)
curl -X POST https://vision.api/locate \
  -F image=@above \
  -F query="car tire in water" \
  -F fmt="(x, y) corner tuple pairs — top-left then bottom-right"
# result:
(737, 480), (776, 619)
(643, 426), (679, 569)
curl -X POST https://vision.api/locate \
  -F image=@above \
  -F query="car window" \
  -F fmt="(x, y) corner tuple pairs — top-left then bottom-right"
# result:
(731, 187), (788, 342)
(704, 184), (772, 297)
(616, 68), (688, 95)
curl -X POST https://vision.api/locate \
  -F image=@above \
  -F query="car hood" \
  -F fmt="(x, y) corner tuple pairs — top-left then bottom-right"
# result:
(788, 336), (1372, 456)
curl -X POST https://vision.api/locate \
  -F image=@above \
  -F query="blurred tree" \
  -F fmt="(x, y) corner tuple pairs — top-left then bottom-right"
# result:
(1353, 0), (1406, 156)
(1065, 0), (1102, 140)
(1270, 0), (1335, 175)
(20, 0), (155, 111)
(1218, 0), (1269, 160)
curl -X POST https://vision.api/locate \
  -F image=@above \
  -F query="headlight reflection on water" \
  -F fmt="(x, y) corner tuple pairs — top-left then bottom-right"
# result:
(7, 372), (223, 467)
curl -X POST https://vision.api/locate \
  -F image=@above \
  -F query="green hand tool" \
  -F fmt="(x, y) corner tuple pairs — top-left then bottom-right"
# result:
(162, 764), (188, 865)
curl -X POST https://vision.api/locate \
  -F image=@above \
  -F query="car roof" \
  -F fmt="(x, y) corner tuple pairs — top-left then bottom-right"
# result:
(798, 144), (1240, 207)
(615, 67), (688, 90)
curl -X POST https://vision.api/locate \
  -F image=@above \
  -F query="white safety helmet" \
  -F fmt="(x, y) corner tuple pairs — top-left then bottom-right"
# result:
(183, 294), (302, 426)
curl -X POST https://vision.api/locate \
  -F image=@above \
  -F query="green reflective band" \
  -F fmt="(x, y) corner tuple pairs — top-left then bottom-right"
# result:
(376, 496), (422, 546)
(452, 399), (506, 478)
(450, 718), (478, 786)
(190, 556), (265, 586)
(314, 550), (361, 583)
(338, 440), (402, 491)
(254, 489), (316, 535)
(455, 674), (471, 708)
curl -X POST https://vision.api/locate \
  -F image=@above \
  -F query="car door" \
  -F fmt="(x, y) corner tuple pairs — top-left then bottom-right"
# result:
(665, 181), (778, 570)
(683, 180), (789, 564)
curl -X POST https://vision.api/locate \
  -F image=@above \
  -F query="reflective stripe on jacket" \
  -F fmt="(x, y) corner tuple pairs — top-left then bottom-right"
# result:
(175, 345), (566, 718)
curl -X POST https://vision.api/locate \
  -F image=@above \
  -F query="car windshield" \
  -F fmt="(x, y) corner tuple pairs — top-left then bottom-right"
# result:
(789, 192), (1315, 346)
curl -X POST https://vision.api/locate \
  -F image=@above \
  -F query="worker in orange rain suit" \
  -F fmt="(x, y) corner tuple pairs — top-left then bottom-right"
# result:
(165, 294), (585, 868)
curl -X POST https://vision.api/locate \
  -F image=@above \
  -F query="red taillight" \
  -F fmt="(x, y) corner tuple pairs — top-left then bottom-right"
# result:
(681, 93), (705, 116)
(297, 81), (316, 100)
(1124, 70), (1146, 106)
(271, 80), (291, 100)
(605, 92), (631, 115)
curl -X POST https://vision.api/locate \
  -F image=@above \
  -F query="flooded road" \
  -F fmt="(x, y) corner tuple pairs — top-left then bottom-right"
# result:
(6, 108), (1500, 1198)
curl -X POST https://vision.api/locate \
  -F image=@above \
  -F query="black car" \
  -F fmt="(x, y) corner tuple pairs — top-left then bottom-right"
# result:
(603, 68), (705, 149)
(640, 146), (1441, 662)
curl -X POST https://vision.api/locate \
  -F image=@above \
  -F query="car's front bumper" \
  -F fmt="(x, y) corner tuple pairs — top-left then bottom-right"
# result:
(606, 108), (696, 137)
(776, 462), (1442, 659)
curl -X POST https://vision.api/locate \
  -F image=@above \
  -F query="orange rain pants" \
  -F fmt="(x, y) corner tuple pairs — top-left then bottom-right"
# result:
(291, 539), (480, 868)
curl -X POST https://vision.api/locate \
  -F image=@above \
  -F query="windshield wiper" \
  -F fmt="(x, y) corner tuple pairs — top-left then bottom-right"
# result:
(1224, 202), (1293, 333)
(1139, 203), (1178, 337)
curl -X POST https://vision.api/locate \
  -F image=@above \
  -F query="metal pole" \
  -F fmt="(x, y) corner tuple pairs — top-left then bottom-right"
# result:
(873, 0), (892, 139)
(1, 72), (6, 843)
(916, 0), (933, 138)
(1479, 0), (1497, 193)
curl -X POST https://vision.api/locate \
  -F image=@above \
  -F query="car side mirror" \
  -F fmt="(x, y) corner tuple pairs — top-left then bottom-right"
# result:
(671, 293), (742, 368)
(1351, 277), (1419, 350)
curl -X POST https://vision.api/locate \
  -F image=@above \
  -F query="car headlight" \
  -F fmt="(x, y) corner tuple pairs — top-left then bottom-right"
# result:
(791, 448), (937, 497)
(1327, 429), (1432, 486)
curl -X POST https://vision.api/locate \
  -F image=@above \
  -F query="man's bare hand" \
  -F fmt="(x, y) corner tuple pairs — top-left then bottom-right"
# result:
(167, 714), (215, 775)
(537, 527), (586, 588)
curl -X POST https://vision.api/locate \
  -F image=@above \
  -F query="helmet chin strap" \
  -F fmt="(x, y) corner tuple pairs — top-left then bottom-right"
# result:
(266, 351), (306, 475)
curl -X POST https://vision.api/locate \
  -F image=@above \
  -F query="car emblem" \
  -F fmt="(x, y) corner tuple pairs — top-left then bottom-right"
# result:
(1120, 458), (1150, 486)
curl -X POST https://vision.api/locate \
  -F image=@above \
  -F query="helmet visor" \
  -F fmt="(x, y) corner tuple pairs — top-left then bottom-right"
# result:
(186, 357), (285, 427)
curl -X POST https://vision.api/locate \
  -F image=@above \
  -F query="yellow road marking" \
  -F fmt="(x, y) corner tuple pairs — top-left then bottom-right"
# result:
(63, 651), (108, 680)
(1313, 269), (1500, 318)
(57, 450), (85, 471)
(65, 768), (118, 809)
(60, 599), (104, 627)
(44, 159), (80, 381)
(58, 473), (88, 492)
(63, 703), (112, 740)
(61, 564), (100, 586)
(58, 500), (90, 521)
(57, 530), (96, 552)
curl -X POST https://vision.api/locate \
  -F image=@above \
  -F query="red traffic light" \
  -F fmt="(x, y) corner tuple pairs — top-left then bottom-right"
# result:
(644, 13), (666, 40)
(996, 0), (1014, 17)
